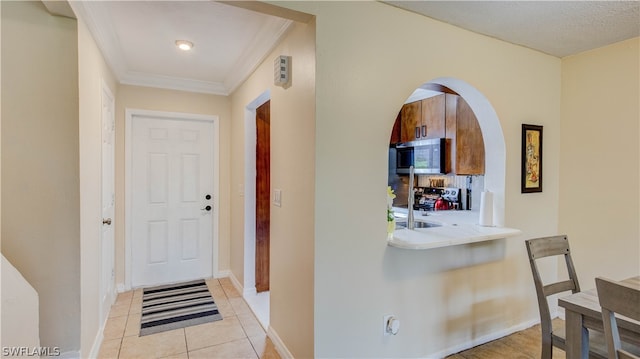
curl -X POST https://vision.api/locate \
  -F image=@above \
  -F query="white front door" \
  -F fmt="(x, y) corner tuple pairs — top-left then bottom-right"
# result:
(100, 82), (116, 323)
(131, 114), (214, 287)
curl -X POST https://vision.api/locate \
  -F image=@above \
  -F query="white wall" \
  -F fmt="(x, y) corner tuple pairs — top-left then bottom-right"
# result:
(1, 255), (40, 352)
(75, 11), (119, 358)
(280, 2), (563, 357)
(1, 2), (81, 354)
(560, 38), (640, 287)
(229, 20), (316, 358)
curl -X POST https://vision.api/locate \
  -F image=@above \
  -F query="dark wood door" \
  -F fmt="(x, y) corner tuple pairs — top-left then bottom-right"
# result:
(255, 100), (270, 292)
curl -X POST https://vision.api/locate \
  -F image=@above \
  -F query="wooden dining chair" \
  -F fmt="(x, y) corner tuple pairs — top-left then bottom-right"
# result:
(595, 277), (640, 359)
(525, 235), (607, 359)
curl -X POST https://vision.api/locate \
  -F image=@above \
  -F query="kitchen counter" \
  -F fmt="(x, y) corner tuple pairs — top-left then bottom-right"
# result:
(388, 208), (521, 250)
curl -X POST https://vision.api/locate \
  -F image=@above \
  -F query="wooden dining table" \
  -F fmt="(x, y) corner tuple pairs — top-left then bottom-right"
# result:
(558, 275), (640, 359)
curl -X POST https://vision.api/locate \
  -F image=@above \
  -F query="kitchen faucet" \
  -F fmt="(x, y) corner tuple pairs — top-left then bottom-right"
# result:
(407, 166), (415, 230)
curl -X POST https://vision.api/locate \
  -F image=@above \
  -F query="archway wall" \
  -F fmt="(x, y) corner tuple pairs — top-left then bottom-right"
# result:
(430, 77), (507, 226)
(282, 2), (564, 358)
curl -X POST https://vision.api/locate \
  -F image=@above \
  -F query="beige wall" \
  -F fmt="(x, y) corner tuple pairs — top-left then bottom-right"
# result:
(280, 1), (564, 357)
(2, 1), (634, 358)
(229, 20), (316, 358)
(76, 12), (118, 357)
(114, 85), (232, 286)
(1, 1), (80, 353)
(560, 38), (640, 286)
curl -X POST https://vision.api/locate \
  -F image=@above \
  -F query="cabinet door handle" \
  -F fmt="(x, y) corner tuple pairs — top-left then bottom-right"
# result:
(415, 126), (421, 139)
(421, 125), (427, 138)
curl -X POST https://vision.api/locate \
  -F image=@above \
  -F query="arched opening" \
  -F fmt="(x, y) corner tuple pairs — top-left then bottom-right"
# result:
(388, 77), (506, 226)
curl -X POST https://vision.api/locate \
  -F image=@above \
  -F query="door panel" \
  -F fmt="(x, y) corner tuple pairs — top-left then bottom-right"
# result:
(132, 116), (214, 287)
(256, 101), (270, 293)
(181, 219), (199, 260)
(100, 83), (116, 323)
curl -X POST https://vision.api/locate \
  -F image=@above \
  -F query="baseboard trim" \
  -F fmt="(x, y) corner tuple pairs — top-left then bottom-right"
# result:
(428, 318), (540, 358)
(87, 287), (117, 359)
(227, 271), (244, 293)
(267, 326), (294, 359)
(214, 269), (230, 279)
(89, 330), (104, 358)
(87, 328), (104, 359)
(243, 286), (257, 298)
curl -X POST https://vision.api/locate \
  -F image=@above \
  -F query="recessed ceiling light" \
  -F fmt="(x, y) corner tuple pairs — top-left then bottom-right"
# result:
(175, 40), (194, 51)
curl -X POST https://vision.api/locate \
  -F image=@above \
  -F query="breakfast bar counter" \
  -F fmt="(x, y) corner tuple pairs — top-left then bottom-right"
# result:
(388, 209), (521, 250)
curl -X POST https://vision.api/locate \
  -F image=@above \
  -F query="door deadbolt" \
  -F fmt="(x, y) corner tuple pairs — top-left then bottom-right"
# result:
(102, 218), (112, 225)
(205, 194), (212, 200)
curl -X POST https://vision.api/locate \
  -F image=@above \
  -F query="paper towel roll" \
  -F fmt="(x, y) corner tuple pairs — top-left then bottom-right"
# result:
(479, 191), (493, 226)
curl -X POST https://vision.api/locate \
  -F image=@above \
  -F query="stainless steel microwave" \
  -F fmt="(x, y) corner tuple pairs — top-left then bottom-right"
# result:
(396, 138), (449, 174)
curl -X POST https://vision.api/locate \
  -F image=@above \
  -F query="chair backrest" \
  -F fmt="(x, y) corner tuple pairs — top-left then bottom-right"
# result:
(595, 277), (640, 359)
(525, 235), (581, 338)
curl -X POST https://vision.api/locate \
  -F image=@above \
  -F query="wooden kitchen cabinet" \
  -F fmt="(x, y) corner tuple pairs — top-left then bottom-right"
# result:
(400, 100), (421, 143)
(445, 94), (485, 175)
(398, 94), (446, 143)
(389, 111), (402, 145)
(421, 94), (446, 139)
(391, 92), (484, 175)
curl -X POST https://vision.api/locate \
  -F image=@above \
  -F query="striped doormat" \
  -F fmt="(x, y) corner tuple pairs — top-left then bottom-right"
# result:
(140, 279), (222, 336)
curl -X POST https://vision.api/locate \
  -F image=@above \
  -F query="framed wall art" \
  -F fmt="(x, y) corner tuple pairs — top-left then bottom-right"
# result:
(521, 124), (543, 193)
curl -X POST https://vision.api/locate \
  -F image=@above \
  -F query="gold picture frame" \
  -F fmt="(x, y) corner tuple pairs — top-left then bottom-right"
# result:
(522, 124), (543, 193)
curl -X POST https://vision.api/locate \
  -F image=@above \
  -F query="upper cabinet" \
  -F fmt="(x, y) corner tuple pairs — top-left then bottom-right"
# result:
(445, 94), (485, 175)
(397, 94), (446, 143)
(400, 100), (421, 143)
(390, 111), (402, 144)
(390, 92), (485, 175)
(421, 94), (446, 140)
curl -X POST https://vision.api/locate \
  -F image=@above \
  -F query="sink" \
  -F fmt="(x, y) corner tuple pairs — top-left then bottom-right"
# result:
(396, 221), (441, 229)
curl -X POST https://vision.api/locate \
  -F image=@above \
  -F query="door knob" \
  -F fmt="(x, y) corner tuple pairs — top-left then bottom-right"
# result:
(102, 218), (112, 225)
(201, 205), (212, 211)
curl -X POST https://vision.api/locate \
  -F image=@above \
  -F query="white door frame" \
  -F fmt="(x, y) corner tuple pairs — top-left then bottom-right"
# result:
(124, 108), (220, 290)
(243, 90), (271, 295)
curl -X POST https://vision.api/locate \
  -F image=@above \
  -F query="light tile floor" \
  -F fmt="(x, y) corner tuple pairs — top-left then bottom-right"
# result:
(98, 278), (280, 359)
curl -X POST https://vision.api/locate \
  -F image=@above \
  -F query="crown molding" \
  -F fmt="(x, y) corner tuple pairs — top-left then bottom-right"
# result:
(120, 72), (228, 96)
(71, 1), (293, 96)
(71, 1), (128, 79)
(224, 18), (294, 94)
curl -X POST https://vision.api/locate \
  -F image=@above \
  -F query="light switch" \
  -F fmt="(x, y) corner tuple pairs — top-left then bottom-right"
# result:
(274, 189), (282, 207)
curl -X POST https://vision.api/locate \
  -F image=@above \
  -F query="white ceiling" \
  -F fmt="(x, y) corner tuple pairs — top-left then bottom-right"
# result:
(71, 1), (292, 95)
(62, 1), (639, 96)
(385, 1), (640, 58)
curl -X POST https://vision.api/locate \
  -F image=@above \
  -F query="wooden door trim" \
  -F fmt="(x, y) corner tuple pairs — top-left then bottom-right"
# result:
(124, 108), (220, 291)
